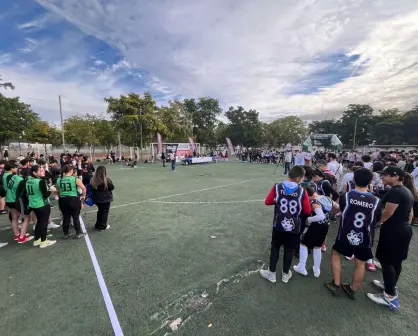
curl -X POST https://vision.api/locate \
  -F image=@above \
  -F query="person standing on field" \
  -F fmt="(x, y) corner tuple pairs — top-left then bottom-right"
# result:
(56, 164), (86, 239)
(91, 166), (114, 231)
(26, 165), (56, 248)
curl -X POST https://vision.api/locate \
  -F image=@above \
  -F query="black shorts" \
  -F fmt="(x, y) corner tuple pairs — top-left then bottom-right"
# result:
(376, 225), (413, 264)
(0, 186), (5, 198)
(332, 239), (373, 262)
(271, 229), (300, 250)
(302, 223), (329, 249)
(413, 201), (418, 218)
(6, 199), (31, 216)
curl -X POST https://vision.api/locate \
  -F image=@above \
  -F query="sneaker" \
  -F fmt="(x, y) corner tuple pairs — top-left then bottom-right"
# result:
(97, 225), (110, 231)
(74, 233), (85, 239)
(293, 265), (308, 276)
(39, 240), (57, 248)
(367, 262), (377, 272)
(411, 222), (418, 227)
(367, 292), (400, 310)
(321, 244), (327, 253)
(313, 267), (321, 278)
(18, 235), (34, 244)
(373, 260), (382, 269)
(0, 210), (7, 215)
(0, 242), (8, 248)
(47, 222), (60, 230)
(260, 269), (277, 283)
(372, 280), (398, 294)
(345, 255), (354, 261)
(282, 270), (293, 283)
(33, 239), (41, 247)
(63, 234), (73, 240)
(341, 284), (356, 300)
(325, 280), (341, 296)
(14, 235), (20, 241)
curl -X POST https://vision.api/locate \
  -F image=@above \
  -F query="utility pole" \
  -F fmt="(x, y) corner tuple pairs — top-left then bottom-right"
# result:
(59, 95), (66, 153)
(352, 117), (358, 150)
(140, 105), (143, 162)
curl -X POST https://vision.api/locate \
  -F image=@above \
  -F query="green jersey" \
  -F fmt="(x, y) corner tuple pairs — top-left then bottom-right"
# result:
(2, 172), (11, 188)
(57, 176), (78, 197)
(5, 174), (24, 203)
(26, 176), (50, 209)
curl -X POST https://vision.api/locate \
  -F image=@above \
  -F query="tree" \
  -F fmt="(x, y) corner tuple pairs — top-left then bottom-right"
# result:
(339, 104), (374, 147)
(94, 119), (118, 153)
(403, 106), (418, 144)
(64, 115), (94, 151)
(0, 75), (14, 90)
(184, 97), (222, 147)
(105, 92), (166, 148)
(371, 109), (405, 145)
(265, 116), (308, 148)
(309, 119), (342, 137)
(0, 94), (38, 157)
(26, 120), (61, 156)
(224, 106), (264, 147)
(156, 100), (191, 142)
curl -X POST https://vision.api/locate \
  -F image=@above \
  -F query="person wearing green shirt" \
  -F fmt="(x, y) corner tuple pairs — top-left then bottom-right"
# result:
(26, 165), (56, 248)
(56, 164), (86, 239)
(4, 162), (33, 243)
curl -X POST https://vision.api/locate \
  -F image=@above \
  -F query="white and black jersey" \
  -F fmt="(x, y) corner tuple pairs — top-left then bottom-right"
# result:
(273, 183), (304, 234)
(337, 190), (380, 248)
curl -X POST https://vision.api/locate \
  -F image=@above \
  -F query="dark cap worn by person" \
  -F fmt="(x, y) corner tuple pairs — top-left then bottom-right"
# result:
(381, 166), (405, 178)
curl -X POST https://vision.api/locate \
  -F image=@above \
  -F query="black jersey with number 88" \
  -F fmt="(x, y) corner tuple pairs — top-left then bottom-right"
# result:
(273, 183), (304, 234)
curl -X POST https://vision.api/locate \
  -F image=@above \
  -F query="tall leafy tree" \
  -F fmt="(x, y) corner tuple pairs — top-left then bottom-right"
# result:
(224, 106), (263, 147)
(105, 92), (166, 148)
(371, 109), (405, 145)
(184, 97), (222, 147)
(339, 104), (374, 147)
(26, 120), (61, 156)
(64, 115), (94, 151)
(265, 116), (308, 148)
(0, 94), (38, 157)
(309, 119), (342, 137)
(157, 100), (191, 142)
(403, 106), (418, 144)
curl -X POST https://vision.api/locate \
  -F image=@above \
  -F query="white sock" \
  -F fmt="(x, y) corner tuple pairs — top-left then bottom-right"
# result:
(298, 245), (308, 270)
(367, 259), (373, 264)
(313, 248), (322, 273)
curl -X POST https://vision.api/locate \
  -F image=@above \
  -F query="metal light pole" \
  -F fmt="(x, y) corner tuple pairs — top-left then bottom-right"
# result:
(59, 95), (66, 153)
(140, 105), (143, 162)
(352, 118), (358, 150)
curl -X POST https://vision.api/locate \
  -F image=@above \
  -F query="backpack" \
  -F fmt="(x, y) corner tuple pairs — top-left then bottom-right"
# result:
(84, 184), (94, 206)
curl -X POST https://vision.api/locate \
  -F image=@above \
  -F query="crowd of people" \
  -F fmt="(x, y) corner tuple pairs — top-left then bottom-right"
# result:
(0, 152), (115, 249)
(260, 149), (417, 311)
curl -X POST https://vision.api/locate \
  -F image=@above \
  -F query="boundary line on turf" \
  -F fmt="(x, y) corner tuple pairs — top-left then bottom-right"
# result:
(79, 216), (124, 336)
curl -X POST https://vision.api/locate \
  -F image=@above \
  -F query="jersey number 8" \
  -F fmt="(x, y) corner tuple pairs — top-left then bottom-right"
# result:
(353, 212), (366, 228)
(279, 198), (298, 215)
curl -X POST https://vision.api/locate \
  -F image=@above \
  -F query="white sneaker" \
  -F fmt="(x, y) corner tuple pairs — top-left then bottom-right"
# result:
(313, 267), (321, 278)
(33, 239), (41, 247)
(282, 270), (292, 283)
(260, 269), (277, 283)
(0, 242), (8, 248)
(39, 240), (57, 248)
(372, 280), (385, 290)
(293, 265), (308, 276)
(373, 260), (382, 269)
(47, 222), (60, 230)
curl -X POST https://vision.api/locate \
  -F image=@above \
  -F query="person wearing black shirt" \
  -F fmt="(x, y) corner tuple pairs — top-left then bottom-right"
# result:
(367, 166), (413, 310)
(81, 156), (95, 185)
(161, 152), (166, 167)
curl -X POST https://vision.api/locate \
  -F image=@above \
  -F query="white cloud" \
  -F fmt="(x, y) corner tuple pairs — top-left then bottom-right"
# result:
(25, 0), (418, 119)
(17, 13), (57, 31)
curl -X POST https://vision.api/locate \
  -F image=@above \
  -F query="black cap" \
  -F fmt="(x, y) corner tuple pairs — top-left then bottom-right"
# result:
(381, 166), (405, 177)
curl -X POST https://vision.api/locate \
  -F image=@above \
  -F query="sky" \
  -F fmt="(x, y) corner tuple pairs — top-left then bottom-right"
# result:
(1, 0), (418, 122)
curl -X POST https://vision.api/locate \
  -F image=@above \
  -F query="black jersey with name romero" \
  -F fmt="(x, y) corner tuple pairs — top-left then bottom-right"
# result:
(273, 183), (304, 234)
(316, 180), (332, 196)
(337, 190), (380, 248)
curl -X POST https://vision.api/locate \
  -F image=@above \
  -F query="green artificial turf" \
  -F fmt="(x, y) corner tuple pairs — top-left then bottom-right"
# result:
(0, 161), (417, 336)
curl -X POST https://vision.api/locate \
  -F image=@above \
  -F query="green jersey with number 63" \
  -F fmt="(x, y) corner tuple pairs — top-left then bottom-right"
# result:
(56, 176), (78, 197)
(26, 176), (50, 208)
(5, 174), (24, 203)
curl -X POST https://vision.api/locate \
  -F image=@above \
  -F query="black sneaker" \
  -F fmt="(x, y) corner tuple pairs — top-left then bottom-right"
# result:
(63, 234), (72, 240)
(325, 280), (341, 296)
(341, 283), (356, 300)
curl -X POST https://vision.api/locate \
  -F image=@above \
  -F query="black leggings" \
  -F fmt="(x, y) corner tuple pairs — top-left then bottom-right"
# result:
(270, 246), (293, 274)
(382, 262), (402, 296)
(95, 203), (111, 230)
(59, 197), (82, 235)
(33, 205), (51, 242)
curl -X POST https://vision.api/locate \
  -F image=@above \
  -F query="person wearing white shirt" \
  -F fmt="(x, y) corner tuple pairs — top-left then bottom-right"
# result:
(339, 164), (356, 192)
(327, 153), (343, 181)
(412, 159), (418, 189)
(294, 150), (305, 166)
